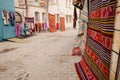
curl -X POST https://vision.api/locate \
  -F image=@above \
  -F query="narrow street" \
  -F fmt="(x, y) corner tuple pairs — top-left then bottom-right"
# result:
(0, 29), (80, 80)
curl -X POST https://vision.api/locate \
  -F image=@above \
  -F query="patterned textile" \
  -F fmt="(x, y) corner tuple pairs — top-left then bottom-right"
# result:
(73, 7), (77, 28)
(77, 0), (88, 53)
(56, 23), (59, 30)
(15, 23), (20, 37)
(42, 22), (48, 31)
(75, 57), (97, 80)
(74, 0), (116, 80)
(20, 23), (25, 36)
(84, 0), (116, 80)
(9, 11), (15, 26)
(35, 23), (42, 32)
(60, 17), (65, 31)
(71, 47), (82, 56)
(48, 14), (56, 32)
(2, 9), (9, 25)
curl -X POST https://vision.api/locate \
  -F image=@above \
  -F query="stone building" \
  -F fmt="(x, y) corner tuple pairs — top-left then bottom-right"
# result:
(14, 0), (47, 24)
(14, 0), (74, 30)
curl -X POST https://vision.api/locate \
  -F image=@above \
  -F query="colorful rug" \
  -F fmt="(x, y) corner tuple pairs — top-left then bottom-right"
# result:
(74, 0), (116, 80)
(60, 17), (65, 31)
(74, 57), (97, 80)
(48, 14), (56, 32)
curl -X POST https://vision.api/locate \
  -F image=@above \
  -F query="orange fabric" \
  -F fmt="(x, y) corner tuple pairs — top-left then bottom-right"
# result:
(37, 23), (41, 32)
(60, 17), (65, 31)
(48, 14), (56, 32)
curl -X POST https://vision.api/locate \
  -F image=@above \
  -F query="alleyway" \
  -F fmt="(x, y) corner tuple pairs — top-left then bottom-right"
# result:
(0, 29), (80, 80)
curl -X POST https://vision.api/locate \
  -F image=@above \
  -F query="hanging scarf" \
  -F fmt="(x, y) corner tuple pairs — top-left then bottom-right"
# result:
(73, 7), (77, 28)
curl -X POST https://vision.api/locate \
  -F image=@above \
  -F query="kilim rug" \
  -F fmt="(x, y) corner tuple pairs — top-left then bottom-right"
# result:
(74, 0), (116, 80)
(75, 57), (97, 80)
(48, 14), (56, 32)
(60, 17), (65, 31)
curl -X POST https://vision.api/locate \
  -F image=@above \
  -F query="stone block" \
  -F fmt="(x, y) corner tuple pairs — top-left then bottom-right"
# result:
(109, 70), (115, 80)
(112, 30), (120, 53)
(111, 51), (119, 73)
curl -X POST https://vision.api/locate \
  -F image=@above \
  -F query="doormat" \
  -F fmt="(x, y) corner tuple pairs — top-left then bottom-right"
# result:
(7, 38), (29, 43)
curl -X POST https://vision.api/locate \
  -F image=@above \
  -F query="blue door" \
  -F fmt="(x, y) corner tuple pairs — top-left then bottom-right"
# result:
(0, 0), (16, 41)
(1, 10), (16, 40)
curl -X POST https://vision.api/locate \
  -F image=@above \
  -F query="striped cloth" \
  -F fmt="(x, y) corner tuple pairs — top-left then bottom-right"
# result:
(75, 0), (116, 80)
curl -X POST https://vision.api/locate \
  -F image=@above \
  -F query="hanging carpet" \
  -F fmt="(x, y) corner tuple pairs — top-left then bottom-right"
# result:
(48, 14), (56, 32)
(74, 0), (116, 80)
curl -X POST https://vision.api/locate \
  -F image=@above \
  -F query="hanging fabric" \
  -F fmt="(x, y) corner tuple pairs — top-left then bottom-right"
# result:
(60, 17), (65, 31)
(9, 11), (15, 26)
(2, 9), (9, 25)
(73, 7), (77, 28)
(15, 23), (20, 37)
(48, 14), (56, 32)
(74, 0), (117, 80)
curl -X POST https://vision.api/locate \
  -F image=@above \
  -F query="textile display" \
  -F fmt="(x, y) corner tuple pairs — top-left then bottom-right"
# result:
(15, 23), (20, 37)
(44, 22), (48, 30)
(60, 17), (65, 31)
(56, 23), (59, 30)
(35, 23), (41, 32)
(48, 14), (56, 32)
(77, 0), (88, 53)
(75, 57), (97, 80)
(25, 17), (35, 35)
(74, 0), (116, 80)
(42, 22), (48, 31)
(20, 23), (25, 36)
(2, 9), (9, 25)
(9, 11), (15, 26)
(86, 0), (116, 79)
(73, 7), (77, 28)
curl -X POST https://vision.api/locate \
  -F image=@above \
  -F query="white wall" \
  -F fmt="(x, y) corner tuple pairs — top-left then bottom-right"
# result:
(48, 0), (74, 29)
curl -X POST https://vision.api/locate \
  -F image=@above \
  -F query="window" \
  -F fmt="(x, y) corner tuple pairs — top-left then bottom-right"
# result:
(42, 13), (46, 22)
(35, 12), (39, 22)
(50, 0), (55, 5)
(69, 15), (72, 22)
(66, 0), (71, 8)
(69, 0), (71, 8)
(56, 0), (58, 5)
(15, 12), (22, 23)
(66, 15), (69, 23)
(66, 0), (68, 7)
(66, 15), (72, 23)
(35, 0), (39, 2)
(57, 14), (60, 22)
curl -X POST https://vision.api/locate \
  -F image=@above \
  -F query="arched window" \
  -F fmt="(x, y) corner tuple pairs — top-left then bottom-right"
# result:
(15, 12), (22, 23)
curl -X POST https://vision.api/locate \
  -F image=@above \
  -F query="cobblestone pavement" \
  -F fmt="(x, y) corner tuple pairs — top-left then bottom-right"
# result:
(0, 29), (80, 80)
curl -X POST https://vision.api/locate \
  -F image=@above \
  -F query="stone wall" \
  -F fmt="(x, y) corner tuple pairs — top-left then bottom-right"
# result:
(110, 0), (120, 80)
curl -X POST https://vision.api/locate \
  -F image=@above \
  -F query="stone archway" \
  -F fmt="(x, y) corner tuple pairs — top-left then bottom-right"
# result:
(15, 12), (22, 23)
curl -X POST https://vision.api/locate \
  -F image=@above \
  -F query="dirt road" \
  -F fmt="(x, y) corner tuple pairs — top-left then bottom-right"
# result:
(0, 29), (80, 80)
